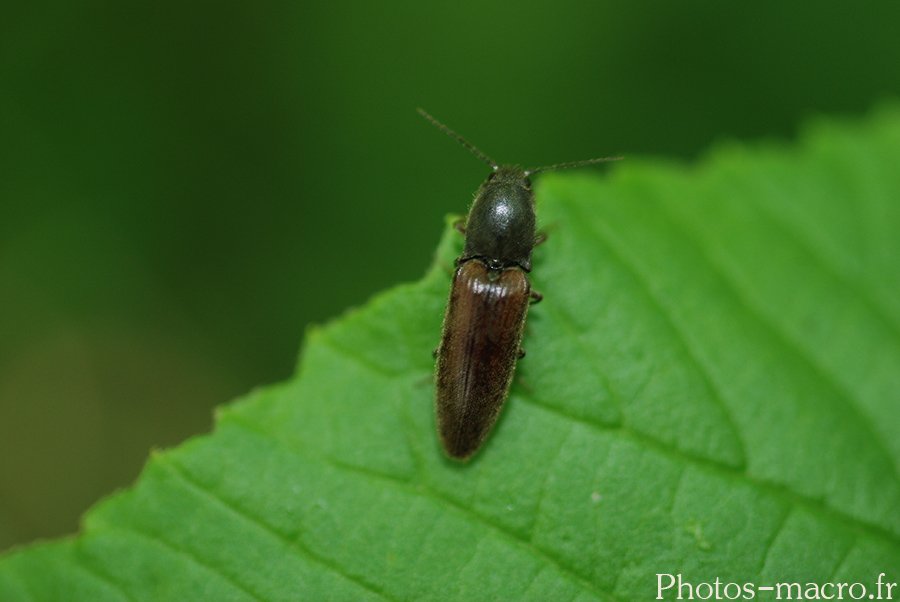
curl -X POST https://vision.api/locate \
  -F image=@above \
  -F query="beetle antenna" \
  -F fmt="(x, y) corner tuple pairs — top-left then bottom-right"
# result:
(527, 155), (623, 175)
(417, 108), (497, 169)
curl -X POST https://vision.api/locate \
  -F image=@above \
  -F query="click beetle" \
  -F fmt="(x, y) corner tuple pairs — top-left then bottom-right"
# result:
(419, 109), (620, 460)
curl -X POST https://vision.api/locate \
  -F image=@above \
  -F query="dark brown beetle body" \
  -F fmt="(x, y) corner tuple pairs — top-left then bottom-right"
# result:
(435, 167), (537, 460)
(419, 109), (619, 460)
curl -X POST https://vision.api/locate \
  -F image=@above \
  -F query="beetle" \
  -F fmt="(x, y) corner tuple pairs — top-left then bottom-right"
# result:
(419, 109), (620, 460)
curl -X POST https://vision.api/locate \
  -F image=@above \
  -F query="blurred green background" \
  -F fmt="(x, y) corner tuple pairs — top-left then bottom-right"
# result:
(1, 1), (899, 551)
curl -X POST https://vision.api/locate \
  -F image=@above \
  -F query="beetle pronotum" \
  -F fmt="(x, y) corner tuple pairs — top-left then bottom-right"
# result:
(420, 109), (620, 460)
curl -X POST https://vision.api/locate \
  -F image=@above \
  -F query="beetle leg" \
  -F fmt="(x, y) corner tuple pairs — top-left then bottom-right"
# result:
(529, 289), (543, 304)
(533, 232), (547, 246)
(518, 348), (526, 359)
(454, 218), (467, 236)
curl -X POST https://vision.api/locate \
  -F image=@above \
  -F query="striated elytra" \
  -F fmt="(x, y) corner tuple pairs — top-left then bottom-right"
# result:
(419, 109), (620, 460)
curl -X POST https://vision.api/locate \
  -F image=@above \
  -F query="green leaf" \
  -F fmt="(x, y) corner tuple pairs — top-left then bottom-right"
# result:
(3, 106), (900, 601)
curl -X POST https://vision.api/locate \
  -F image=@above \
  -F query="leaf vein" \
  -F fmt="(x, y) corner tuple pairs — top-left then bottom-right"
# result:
(95, 522), (265, 602)
(649, 190), (900, 497)
(160, 458), (399, 602)
(68, 554), (138, 602)
(563, 197), (749, 468)
(228, 419), (622, 602)
(516, 390), (900, 550)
